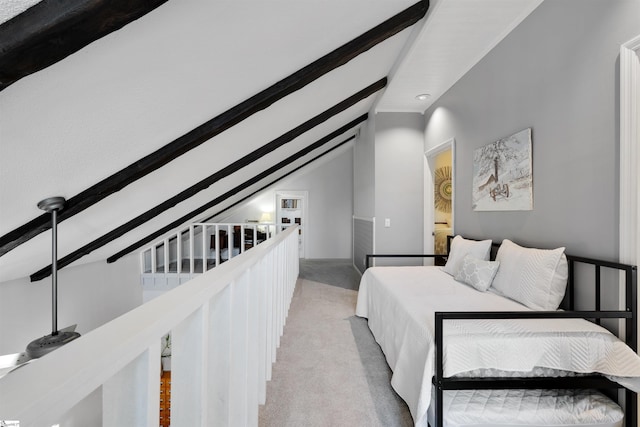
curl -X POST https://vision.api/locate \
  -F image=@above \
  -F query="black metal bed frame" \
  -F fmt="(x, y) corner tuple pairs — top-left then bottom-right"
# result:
(365, 238), (638, 427)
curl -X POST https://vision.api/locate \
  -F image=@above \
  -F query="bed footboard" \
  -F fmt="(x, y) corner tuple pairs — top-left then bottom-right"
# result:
(432, 251), (637, 427)
(433, 310), (637, 427)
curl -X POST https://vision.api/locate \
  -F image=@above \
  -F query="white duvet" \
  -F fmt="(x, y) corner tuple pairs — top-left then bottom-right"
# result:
(355, 266), (640, 427)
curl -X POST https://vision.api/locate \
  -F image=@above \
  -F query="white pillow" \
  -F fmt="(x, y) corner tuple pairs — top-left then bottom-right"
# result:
(491, 239), (568, 310)
(454, 255), (500, 292)
(443, 235), (492, 276)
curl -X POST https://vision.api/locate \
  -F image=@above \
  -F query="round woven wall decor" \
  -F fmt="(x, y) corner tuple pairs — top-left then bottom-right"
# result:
(434, 166), (452, 213)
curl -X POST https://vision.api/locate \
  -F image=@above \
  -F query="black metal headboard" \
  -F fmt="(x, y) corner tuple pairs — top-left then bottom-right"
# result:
(364, 236), (637, 349)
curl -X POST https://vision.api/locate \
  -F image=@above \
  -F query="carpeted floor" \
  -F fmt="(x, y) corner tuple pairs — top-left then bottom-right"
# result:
(297, 258), (363, 291)
(259, 259), (413, 427)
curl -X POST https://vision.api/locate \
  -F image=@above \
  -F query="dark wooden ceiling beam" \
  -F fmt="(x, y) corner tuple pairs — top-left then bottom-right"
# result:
(104, 129), (361, 266)
(30, 108), (369, 281)
(0, 0), (428, 257)
(0, 0), (170, 91)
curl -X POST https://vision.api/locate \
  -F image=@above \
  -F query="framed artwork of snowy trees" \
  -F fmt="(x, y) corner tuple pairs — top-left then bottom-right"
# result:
(472, 128), (533, 211)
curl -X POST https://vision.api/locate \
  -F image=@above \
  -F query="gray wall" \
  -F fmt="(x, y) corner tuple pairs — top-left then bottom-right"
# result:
(375, 112), (424, 260)
(301, 146), (354, 259)
(353, 116), (376, 219)
(353, 218), (374, 273)
(218, 145), (355, 259)
(424, 0), (640, 258)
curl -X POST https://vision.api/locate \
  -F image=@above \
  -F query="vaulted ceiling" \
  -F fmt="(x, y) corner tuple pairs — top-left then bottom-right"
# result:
(0, 0), (543, 283)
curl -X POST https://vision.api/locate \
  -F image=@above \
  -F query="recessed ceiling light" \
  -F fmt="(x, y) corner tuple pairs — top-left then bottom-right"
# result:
(415, 93), (431, 101)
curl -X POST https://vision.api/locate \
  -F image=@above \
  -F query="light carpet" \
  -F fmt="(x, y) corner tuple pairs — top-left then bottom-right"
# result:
(259, 277), (412, 427)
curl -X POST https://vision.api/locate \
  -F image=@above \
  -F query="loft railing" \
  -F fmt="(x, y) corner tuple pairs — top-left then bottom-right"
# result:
(141, 222), (277, 274)
(141, 222), (276, 289)
(0, 226), (299, 427)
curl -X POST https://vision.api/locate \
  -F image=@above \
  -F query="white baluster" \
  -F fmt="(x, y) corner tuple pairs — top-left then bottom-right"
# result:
(172, 305), (209, 427)
(103, 343), (161, 427)
(176, 232), (182, 274)
(189, 225), (195, 274)
(208, 285), (232, 424)
(229, 273), (249, 426)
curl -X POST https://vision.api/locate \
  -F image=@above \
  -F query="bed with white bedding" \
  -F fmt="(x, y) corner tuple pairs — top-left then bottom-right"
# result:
(355, 236), (640, 427)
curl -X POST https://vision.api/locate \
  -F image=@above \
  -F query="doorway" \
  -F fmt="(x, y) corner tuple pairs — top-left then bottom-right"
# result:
(619, 34), (640, 356)
(275, 190), (307, 258)
(425, 139), (455, 265)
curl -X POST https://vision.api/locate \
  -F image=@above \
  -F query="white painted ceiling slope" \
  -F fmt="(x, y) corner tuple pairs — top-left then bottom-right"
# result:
(0, 0), (543, 282)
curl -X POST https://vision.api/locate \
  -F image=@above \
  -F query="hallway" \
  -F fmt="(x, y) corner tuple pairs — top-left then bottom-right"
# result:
(259, 259), (412, 427)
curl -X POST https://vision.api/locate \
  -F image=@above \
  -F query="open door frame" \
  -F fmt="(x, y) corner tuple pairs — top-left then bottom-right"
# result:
(619, 35), (640, 366)
(620, 34), (640, 267)
(424, 138), (455, 264)
(619, 30), (640, 415)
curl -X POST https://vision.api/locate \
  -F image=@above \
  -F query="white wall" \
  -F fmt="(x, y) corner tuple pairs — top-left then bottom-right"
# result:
(0, 254), (141, 355)
(216, 144), (354, 259)
(374, 112), (424, 259)
(0, 255), (141, 426)
(423, 0), (640, 258)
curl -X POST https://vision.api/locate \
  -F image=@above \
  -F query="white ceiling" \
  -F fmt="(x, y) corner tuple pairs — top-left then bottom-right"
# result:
(0, 0), (543, 282)
(376, 0), (544, 112)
